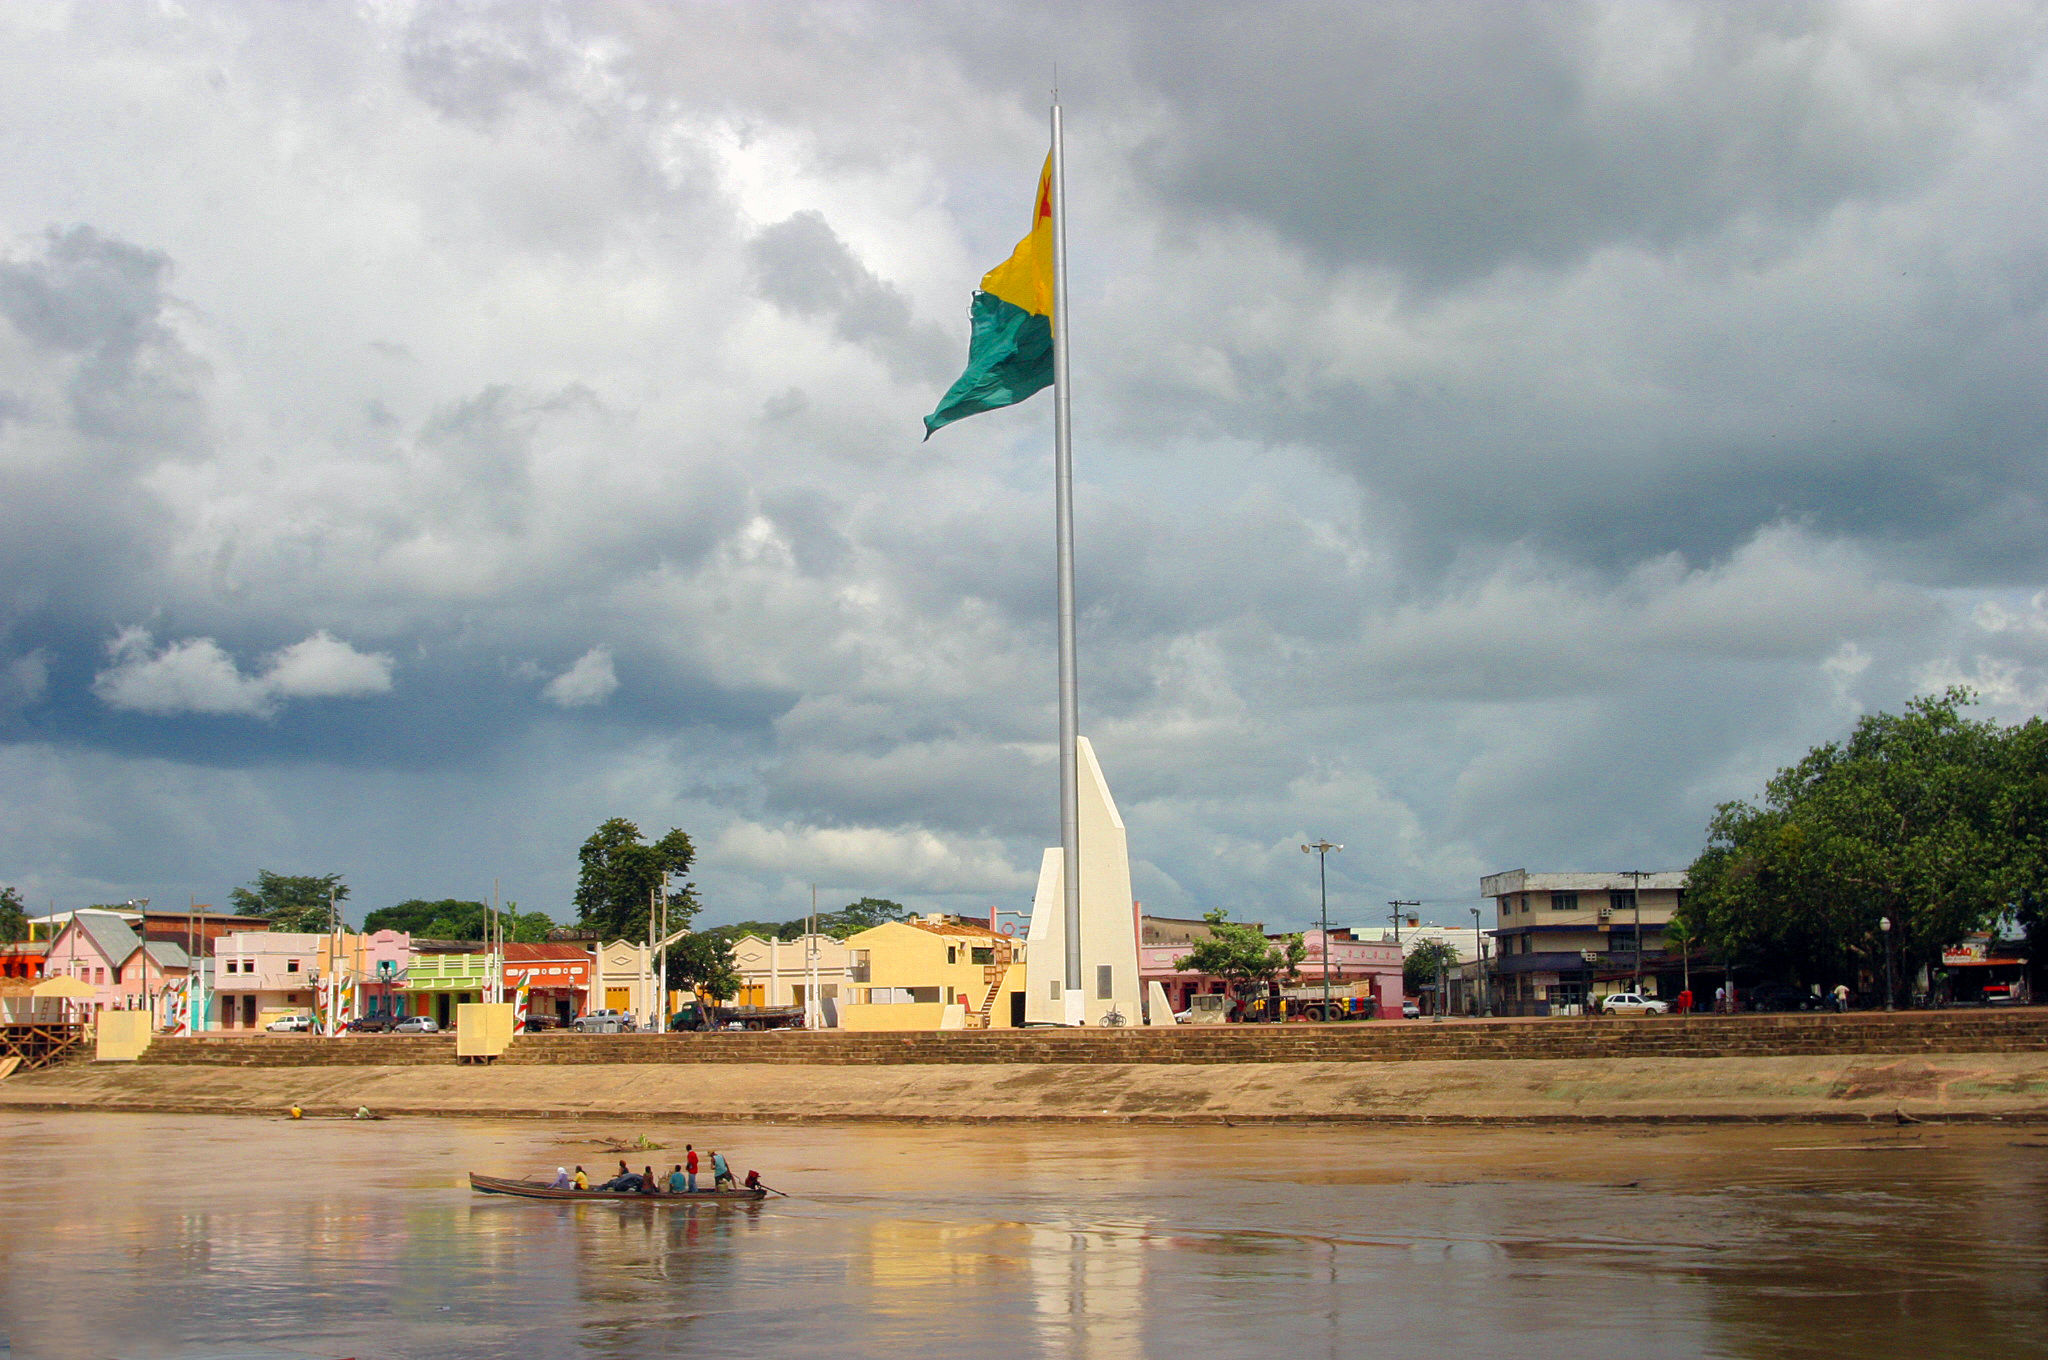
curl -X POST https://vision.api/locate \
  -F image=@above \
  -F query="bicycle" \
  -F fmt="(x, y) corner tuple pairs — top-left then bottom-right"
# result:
(1099, 1005), (1127, 1027)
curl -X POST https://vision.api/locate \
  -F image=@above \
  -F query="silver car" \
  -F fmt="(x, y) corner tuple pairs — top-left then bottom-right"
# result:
(572, 1009), (636, 1033)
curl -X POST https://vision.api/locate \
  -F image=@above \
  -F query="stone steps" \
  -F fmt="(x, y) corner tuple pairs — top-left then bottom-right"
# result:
(136, 1036), (456, 1066)
(127, 1011), (2048, 1067)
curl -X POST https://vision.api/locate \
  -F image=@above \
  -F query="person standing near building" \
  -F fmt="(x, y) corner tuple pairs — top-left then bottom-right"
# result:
(1833, 982), (1850, 1012)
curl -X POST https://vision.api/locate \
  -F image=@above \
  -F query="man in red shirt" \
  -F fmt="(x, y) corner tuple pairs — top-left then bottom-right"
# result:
(685, 1144), (699, 1192)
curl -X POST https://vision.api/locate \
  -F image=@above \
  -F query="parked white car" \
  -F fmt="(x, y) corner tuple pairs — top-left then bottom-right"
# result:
(392, 1016), (440, 1034)
(572, 1009), (636, 1034)
(265, 1014), (312, 1033)
(1600, 992), (1670, 1016)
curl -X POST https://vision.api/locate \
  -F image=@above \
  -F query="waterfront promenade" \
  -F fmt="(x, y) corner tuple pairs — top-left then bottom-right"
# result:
(4, 1010), (2047, 1124)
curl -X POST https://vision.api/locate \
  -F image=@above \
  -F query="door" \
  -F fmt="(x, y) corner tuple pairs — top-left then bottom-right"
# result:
(242, 996), (256, 1028)
(605, 987), (630, 1011)
(1008, 991), (1026, 1028)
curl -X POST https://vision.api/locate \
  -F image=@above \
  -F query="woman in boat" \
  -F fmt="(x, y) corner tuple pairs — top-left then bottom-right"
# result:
(640, 1165), (660, 1195)
(572, 1165), (589, 1190)
(550, 1167), (571, 1190)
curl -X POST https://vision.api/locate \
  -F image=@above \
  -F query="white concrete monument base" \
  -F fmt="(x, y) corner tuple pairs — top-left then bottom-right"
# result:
(1024, 736), (1143, 1027)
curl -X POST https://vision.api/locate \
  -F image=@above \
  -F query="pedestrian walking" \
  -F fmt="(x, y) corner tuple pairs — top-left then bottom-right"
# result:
(1833, 983), (1850, 1013)
(1714, 985), (1726, 1014)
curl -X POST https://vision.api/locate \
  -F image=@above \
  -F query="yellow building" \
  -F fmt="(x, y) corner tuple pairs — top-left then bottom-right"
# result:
(839, 916), (1028, 1031)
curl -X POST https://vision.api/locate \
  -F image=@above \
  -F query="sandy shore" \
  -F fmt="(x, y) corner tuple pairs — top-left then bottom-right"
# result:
(7, 1051), (2048, 1122)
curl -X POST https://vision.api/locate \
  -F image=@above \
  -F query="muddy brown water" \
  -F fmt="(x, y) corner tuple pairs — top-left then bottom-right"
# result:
(1, 1113), (2044, 1358)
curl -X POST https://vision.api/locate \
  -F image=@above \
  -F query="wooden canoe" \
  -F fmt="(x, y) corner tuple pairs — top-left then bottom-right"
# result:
(469, 1172), (767, 1203)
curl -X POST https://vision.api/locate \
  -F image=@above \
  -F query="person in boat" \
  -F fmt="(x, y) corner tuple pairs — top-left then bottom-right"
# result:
(711, 1150), (735, 1190)
(666, 1164), (687, 1194)
(572, 1165), (589, 1190)
(550, 1167), (572, 1190)
(685, 1144), (698, 1192)
(599, 1159), (634, 1191)
(639, 1165), (660, 1195)
(744, 1170), (760, 1192)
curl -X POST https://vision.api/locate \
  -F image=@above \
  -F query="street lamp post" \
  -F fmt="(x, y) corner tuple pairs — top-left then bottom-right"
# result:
(1880, 915), (1895, 1012)
(1470, 906), (1485, 1017)
(1301, 841), (1342, 1021)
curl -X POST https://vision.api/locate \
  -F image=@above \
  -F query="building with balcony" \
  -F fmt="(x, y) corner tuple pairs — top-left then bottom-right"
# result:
(403, 945), (494, 1028)
(1482, 869), (1690, 1014)
(840, 915), (1028, 1031)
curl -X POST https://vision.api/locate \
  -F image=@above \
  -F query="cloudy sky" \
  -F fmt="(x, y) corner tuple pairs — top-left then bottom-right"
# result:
(4, 0), (2048, 933)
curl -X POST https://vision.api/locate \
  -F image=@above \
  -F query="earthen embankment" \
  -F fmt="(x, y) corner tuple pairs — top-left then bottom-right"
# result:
(5, 1011), (2048, 1124)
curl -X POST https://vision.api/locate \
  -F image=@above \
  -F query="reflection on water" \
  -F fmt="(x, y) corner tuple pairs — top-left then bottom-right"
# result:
(1, 1114), (2044, 1358)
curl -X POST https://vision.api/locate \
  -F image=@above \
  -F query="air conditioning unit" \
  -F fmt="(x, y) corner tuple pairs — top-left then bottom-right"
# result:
(1597, 907), (1613, 920)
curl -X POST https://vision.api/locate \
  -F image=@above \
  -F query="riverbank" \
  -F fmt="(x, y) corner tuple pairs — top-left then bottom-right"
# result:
(8, 1049), (2048, 1122)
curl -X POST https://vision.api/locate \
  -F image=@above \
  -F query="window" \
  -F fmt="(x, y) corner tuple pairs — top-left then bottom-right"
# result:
(95, 967), (105, 984)
(1609, 928), (1639, 953)
(970, 947), (994, 965)
(1608, 890), (1636, 914)
(224, 960), (237, 974)
(1049, 980), (1062, 1000)
(947, 946), (957, 965)
(1550, 893), (1578, 911)
(1096, 965), (1113, 1000)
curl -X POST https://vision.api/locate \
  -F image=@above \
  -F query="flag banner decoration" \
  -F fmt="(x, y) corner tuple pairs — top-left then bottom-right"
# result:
(515, 976), (531, 1029)
(924, 155), (1055, 437)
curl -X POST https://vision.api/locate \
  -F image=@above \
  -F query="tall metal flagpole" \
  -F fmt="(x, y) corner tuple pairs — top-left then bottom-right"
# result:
(1050, 95), (1084, 1025)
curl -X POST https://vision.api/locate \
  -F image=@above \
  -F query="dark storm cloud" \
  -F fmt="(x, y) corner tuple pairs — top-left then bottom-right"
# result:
(0, 225), (205, 452)
(1125, 1), (2018, 286)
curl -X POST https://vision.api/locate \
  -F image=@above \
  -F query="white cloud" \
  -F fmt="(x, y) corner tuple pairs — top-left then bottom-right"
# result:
(541, 646), (619, 708)
(711, 819), (1033, 896)
(92, 628), (393, 719)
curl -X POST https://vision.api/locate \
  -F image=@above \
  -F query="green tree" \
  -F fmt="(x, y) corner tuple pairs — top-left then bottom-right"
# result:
(361, 899), (556, 942)
(230, 871), (348, 933)
(665, 932), (741, 1004)
(0, 885), (27, 944)
(819, 897), (911, 938)
(573, 818), (700, 941)
(1679, 689), (2048, 992)
(1404, 938), (1462, 997)
(1173, 909), (1305, 1022)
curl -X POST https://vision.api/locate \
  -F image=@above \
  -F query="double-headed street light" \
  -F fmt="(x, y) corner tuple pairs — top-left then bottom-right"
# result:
(1301, 841), (1341, 1021)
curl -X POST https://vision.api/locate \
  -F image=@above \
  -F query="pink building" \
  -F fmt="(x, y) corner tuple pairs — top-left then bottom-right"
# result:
(357, 929), (413, 1020)
(1139, 917), (1404, 1019)
(1298, 928), (1404, 1016)
(40, 910), (192, 1021)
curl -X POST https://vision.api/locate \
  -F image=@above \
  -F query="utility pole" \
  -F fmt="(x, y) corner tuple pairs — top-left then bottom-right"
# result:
(1623, 870), (1648, 993)
(1387, 901), (1419, 946)
(1301, 841), (1341, 1020)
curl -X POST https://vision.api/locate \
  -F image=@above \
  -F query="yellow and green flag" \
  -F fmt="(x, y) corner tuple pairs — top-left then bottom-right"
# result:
(924, 156), (1055, 438)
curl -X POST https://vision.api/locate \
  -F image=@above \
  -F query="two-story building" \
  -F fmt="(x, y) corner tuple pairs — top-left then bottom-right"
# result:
(211, 930), (331, 1029)
(404, 943), (495, 1029)
(1482, 869), (1688, 1014)
(42, 911), (148, 1016)
(840, 916), (1028, 1031)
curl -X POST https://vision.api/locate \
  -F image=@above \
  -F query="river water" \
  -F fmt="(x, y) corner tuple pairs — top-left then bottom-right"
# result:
(1, 1113), (2044, 1359)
